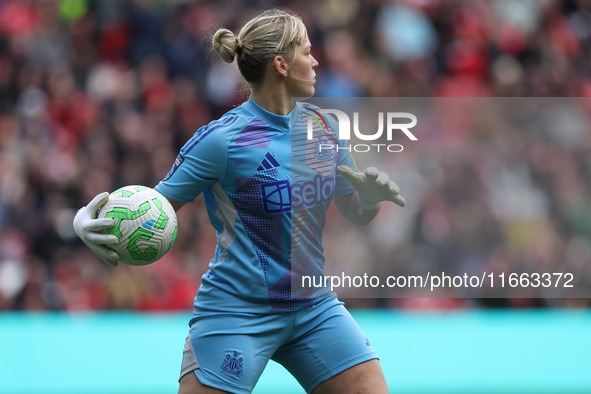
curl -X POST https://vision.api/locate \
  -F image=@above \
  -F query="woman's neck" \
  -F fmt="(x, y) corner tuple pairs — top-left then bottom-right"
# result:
(250, 81), (293, 116)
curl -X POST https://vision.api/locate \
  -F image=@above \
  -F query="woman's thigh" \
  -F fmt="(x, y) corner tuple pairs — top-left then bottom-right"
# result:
(311, 359), (388, 394)
(273, 301), (384, 393)
(179, 311), (294, 394)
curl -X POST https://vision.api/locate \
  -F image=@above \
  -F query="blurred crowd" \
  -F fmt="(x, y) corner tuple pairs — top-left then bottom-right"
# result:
(0, 0), (590, 311)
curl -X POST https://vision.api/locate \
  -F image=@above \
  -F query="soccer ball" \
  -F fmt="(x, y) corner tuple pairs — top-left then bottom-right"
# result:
(96, 185), (178, 266)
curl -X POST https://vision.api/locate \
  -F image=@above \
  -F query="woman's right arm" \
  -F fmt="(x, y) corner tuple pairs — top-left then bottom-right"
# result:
(168, 198), (186, 212)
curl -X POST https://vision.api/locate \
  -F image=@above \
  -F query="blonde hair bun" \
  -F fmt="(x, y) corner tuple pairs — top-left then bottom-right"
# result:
(212, 28), (237, 63)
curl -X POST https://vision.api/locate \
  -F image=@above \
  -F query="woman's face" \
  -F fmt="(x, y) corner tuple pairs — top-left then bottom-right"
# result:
(286, 38), (319, 98)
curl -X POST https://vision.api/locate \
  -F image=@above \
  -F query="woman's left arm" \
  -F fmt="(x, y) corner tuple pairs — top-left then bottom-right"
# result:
(333, 192), (381, 226)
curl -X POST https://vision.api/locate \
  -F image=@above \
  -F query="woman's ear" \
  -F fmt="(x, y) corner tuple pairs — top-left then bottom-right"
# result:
(273, 55), (289, 78)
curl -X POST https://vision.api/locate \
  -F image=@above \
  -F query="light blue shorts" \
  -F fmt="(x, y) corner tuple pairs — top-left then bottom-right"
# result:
(179, 298), (378, 394)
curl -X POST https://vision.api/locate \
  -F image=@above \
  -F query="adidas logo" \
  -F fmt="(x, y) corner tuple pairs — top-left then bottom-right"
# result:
(257, 152), (280, 171)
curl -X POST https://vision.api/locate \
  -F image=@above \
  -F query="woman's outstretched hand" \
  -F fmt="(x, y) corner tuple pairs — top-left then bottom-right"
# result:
(337, 165), (406, 209)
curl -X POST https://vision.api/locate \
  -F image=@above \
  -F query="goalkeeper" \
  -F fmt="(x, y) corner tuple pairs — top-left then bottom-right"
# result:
(74, 8), (405, 394)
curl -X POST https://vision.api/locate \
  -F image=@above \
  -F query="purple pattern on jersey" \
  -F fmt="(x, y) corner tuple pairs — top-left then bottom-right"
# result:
(268, 270), (313, 312)
(233, 176), (287, 289)
(235, 119), (270, 148)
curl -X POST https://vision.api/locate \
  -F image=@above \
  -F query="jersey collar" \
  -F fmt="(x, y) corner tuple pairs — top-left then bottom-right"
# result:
(245, 97), (300, 132)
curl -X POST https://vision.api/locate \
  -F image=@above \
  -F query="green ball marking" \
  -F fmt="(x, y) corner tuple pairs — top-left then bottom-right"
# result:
(165, 226), (178, 254)
(112, 187), (134, 198)
(105, 202), (151, 238)
(128, 228), (158, 262)
(151, 198), (169, 230)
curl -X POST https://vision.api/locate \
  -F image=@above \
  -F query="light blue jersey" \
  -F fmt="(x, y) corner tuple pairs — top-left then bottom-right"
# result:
(156, 97), (356, 314)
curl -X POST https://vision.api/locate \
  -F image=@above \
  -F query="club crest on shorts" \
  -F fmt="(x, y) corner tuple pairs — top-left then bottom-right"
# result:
(221, 351), (244, 376)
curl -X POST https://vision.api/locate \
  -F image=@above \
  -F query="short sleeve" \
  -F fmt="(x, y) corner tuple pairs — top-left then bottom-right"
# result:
(156, 123), (229, 203)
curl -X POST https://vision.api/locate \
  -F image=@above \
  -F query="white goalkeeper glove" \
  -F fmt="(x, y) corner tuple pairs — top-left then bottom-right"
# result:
(73, 192), (120, 267)
(337, 165), (406, 212)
